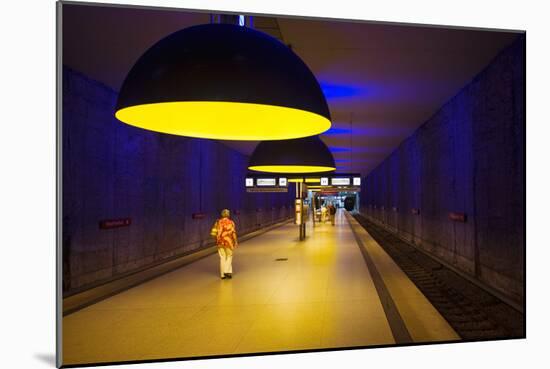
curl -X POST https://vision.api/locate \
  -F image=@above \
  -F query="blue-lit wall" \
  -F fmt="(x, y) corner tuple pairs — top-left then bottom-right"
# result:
(62, 67), (295, 293)
(360, 36), (525, 304)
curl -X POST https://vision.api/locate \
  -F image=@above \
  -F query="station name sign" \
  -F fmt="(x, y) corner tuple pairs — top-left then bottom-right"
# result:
(330, 177), (350, 186)
(99, 218), (131, 229)
(322, 175), (361, 188)
(257, 178), (276, 186)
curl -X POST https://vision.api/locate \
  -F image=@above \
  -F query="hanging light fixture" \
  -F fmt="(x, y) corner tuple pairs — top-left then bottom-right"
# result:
(115, 23), (331, 140)
(248, 136), (336, 173)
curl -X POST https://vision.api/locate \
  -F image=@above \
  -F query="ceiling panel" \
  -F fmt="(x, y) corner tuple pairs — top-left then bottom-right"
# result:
(62, 3), (519, 176)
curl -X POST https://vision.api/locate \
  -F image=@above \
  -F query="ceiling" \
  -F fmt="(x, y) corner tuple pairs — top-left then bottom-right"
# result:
(62, 3), (519, 177)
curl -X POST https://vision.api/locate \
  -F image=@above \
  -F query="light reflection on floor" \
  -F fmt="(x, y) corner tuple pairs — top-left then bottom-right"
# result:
(63, 211), (456, 365)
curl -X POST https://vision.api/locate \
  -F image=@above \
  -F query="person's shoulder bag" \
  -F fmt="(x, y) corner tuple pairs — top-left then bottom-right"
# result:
(210, 219), (219, 238)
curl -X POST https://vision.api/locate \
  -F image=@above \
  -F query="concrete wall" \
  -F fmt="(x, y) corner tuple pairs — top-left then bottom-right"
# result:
(360, 36), (525, 304)
(62, 67), (295, 294)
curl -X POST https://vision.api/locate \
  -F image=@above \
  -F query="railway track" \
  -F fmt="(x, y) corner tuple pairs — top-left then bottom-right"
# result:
(353, 214), (524, 340)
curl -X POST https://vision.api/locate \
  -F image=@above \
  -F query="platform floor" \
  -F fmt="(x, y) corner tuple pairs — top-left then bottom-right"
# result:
(63, 210), (458, 365)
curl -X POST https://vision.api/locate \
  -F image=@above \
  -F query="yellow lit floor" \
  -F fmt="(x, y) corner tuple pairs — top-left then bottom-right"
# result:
(63, 211), (458, 366)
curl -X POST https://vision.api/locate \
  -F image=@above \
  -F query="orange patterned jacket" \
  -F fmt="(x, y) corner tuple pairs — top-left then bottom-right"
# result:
(216, 218), (237, 249)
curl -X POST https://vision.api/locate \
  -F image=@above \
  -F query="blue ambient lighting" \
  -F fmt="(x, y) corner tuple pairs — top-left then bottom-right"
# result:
(329, 147), (351, 153)
(323, 127), (352, 135)
(320, 83), (360, 99)
(330, 146), (393, 154)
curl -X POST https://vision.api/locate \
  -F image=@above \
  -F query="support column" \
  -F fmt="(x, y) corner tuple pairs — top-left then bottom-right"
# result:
(295, 182), (306, 240)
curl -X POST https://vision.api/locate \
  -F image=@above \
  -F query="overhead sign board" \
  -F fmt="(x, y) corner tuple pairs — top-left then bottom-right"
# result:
(257, 178), (276, 186)
(245, 173), (361, 192)
(244, 176), (289, 192)
(331, 178), (351, 186)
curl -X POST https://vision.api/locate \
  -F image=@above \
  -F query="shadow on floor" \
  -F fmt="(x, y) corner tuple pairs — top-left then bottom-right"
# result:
(34, 353), (56, 367)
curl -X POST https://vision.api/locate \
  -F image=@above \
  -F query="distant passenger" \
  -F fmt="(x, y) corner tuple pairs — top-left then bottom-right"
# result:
(214, 209), (238, 279)
(327, 203), (337, 226)
(321, 205), (328, 223)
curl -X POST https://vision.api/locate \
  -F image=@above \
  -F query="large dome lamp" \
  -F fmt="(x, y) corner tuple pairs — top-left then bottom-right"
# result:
(248, 136), (336, 173)
(115, 23), (331, 140)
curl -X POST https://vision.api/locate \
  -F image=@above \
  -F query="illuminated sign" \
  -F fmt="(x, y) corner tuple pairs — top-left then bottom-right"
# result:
(256, 178), (276, 186)
(247, 188), (288, 193)
(305, 178), (320, 183)
(247, 174), (361, 189)
(331, 178), (350, 186)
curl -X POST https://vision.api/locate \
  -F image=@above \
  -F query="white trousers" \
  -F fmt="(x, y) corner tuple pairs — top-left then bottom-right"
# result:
(218, 247), (233, 277)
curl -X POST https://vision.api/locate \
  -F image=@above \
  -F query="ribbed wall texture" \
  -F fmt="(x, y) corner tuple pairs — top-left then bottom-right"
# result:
(62, 67), (295, 294)
(360, 36), (525, 304)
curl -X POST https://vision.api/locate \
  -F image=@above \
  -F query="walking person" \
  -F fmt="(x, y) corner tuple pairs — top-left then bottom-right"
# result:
(327, 203), (337, 226)
(213, 209), (238, 279)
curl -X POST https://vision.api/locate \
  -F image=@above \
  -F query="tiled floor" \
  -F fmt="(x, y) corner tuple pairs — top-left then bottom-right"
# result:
(62, 211), (454, 365)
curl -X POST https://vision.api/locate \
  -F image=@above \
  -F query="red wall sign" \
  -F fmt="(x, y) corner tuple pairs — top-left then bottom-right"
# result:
(449, 212), (467, 222)
(99, 218), (131, 229)
(192, 213), (207, 219)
